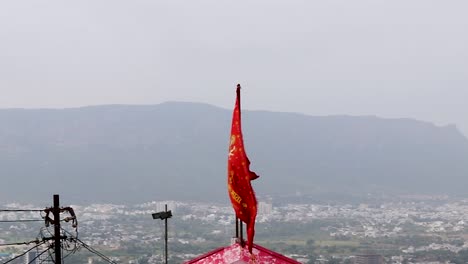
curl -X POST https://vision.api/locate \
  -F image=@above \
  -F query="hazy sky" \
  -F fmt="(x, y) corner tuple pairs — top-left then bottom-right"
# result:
(1, 1), (467, 136)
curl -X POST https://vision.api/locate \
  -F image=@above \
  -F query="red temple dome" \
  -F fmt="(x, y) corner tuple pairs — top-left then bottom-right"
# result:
(184, 241), (302, 264)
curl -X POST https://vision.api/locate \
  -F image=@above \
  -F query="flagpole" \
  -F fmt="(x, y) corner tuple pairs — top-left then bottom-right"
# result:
(236, 84), (241, 245)
(240, 220), (244, 246)
(228, 83), (259, 253)
(235, 84), (240, 243)
(236, 84), (241, 113)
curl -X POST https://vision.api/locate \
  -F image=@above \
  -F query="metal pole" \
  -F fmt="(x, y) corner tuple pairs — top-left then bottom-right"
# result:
(165, 204), (168, 264)
(235, 217), (239, 238)
(53, 194), (61, 264)
(240, 220), (244, 246)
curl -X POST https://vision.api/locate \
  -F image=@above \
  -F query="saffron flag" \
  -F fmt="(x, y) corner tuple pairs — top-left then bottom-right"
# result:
(227, 84), (259, 254)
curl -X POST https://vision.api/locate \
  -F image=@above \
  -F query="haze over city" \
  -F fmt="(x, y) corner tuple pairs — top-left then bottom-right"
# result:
(2, 1), (468, 263)
(0, 0), (467, 137)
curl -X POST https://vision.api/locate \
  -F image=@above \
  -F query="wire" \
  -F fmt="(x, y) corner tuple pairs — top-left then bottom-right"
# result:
(0, 205), (81, 263)
(0, 209), (45, 212)
(37, 226), (54, 245)
(0, 239), (40, 247)
(60, 227), (78, 252)
(2, 241), (45, 264)
(60, 225), (78, 239)
(72, 238), (118, 264)
(27, 247), (51, 264)
(58, 228), (83, 261)
(0, 220), (43, 223)
(62, 243), (79, 261)
(44, 246), (54, 264)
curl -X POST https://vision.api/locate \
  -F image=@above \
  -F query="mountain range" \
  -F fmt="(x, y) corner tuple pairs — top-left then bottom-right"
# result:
(0, 102), (467, 204)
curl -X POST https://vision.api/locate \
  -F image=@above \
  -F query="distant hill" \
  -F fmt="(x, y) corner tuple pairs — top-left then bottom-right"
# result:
(0, 103), (467, 203)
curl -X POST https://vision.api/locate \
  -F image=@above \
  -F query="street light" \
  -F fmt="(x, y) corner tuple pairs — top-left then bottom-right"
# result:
(152, 204), (172, 264)
(152, 211), (172, 220)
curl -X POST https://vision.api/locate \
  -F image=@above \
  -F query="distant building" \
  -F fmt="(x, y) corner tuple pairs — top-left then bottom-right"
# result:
(354, 254), (384, 264)
(5, 251), (41, 264)
(25, 251), (38, 264)
(258, 202), (272, 215)
(34, 250), (53, 264)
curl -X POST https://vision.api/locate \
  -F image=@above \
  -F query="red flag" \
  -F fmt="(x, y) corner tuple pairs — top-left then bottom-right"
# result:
(227, 84), (259, 253)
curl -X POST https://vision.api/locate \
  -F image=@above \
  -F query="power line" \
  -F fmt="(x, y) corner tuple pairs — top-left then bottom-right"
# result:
(27, 247), (51, 264)
(39, 226), (54, 240)
(62, 243), (78, 261)
(72, 237), (118, 264)
(0, 209), (45, 230)
(52, 194), (61, 264)
(0, 209), (44, 212)
(1, 195), (81, 264)
(2, 241), (46, 264)
(60, 228), (79, 261)
(0, 239), (40, 247)
(0, 219), (43, 223)
(42, 246), (55, 264)
(0, 219), (72, 223)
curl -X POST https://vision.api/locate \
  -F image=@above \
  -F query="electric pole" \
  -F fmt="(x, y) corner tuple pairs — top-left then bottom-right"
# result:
(53, 194), (62, 264)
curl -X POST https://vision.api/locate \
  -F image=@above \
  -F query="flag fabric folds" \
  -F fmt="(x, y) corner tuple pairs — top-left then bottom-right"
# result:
(227, 84), (259, 254)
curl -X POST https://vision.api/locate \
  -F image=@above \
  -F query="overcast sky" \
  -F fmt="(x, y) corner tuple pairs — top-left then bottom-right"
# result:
(0, 1), (467, 136)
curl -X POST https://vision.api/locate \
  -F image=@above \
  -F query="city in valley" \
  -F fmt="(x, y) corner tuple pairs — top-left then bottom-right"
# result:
(2, 195), (468, 263)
